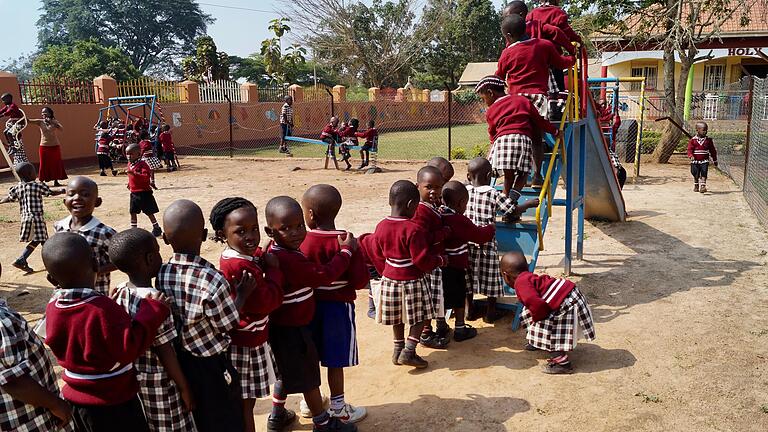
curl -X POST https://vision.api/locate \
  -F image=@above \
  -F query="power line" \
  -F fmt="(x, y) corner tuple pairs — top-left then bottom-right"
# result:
(197, 2), (281, 14)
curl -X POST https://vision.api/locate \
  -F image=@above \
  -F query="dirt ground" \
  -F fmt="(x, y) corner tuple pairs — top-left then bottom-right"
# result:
(0, 156), (766, 432)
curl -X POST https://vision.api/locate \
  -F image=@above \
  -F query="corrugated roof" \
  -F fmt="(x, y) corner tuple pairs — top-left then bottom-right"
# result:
(458, 62), (498, 86)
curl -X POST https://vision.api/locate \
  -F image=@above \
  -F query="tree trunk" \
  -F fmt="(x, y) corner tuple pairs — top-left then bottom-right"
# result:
(653, 52), (694, 163)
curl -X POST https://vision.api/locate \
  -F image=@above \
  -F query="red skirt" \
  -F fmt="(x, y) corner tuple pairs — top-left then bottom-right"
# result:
(38, 145), (67, 182)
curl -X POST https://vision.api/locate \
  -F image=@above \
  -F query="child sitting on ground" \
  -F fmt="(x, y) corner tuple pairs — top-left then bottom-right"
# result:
(54, 176), (117, 295)
(210, 197), (283, 432)
(110, 228), (197, 432)
(687, 121), (718, 193)
(43, 232), (170, 431)
(158, 125), (178, 172)
(264, 196), (358, 432)
(139, 130), (163, 189)
(500, 251), (596, 374)
(125, 144), (162, 237)
(0, 162), (64, 273)
(355, 120), (378, 169)
(465, 157), (539, 323)
(300, 185), (369, 424)
(157, 199), (256, 432)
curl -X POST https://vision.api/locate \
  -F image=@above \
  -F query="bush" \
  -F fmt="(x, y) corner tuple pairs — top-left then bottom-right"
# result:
(453, 90), (480, 105)
(470, 143), (488, 158)
(451, 147), (467, 160)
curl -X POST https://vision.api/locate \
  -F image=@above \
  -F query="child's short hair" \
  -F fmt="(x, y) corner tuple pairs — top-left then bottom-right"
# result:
(1, 93), (12, 101)
(474, 75), (506, 94)
(389, 180), (419, 207)
(209, 197), (257, 243)
(696, 121), (708, 129)
(109, 228), (158, 274)
(368, 119), (375, 127)
(416, 165), (442, 183)
(503, 0), (528, 17)
(15, 162), (36, 182)
(42, 232), (93, 280)
(99, 121), (108, 129)
(162, 124), (171, 132)
(302, 184), (342, 223)
(265, 196), (302, 226)
(501, 14), (526, 39)
(139, 130), (150, 140)
(100, 132), (110, 140)
(442, 180), (468, 209)
(350, 118), (360, 128)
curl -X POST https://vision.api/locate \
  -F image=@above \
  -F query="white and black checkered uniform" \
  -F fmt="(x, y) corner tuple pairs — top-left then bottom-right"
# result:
(142, 155), (164, 171)
(521, 288), (596, 352)
(0, 299), (74, 432)
(8, 181), (53, 243)
(280, 103), (294, 126)
(609, 151), (623, 169)
(4, 120), (28, 164)
(374, 277), (435, 326)
(518, 93), (549, 118)
(54, 216), (116, 295)
(489, 133), (533, 174)
(425, 268), (444, 319)
(113, 283), (197, 432)
(157, 254), (240, 357)
(465, 185), (518, 298)
(229, 342), (276, 399)
(547, 70), (559, 95)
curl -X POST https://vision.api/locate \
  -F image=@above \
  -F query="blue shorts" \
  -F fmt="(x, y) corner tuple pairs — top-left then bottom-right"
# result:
(311, 301), (358, 368)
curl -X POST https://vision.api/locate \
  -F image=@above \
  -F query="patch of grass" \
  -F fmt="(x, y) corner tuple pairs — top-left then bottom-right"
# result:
(635, 392), (661, 403)
(761, 404), (768, 413)
(0, 215), (15, 223)
(750, 329), (768, 336)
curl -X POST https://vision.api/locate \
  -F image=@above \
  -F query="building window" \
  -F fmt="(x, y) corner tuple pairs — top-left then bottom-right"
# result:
(630, 66), (658, 91)
(703, 64), (726, 91)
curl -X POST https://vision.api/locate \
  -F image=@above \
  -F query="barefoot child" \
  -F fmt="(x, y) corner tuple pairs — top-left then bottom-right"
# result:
(0, 162), (64, 273)
(500, 251), (596, 374)
(300, 185), (369, 424)
(126, 144), (162, 237)
(687, 122), (718, 193)
(210, 197), (283, 432)
(465, 157), (539, 323)
(110, 228), (197, 432)
(54, 176), (117, 295)
(264, 196), (358, 432)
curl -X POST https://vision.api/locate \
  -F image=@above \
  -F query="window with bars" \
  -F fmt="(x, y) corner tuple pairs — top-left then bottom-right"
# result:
(703, 64), (726, 91)
(630, 66), (658, 91)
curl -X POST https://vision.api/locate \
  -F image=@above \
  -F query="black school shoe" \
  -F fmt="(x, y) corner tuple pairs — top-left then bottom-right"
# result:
(313, 417), (358, 432)
(267, 408), (297, 432)
(453, 325), (477, 342)
(542, 362), (573, 375)
(397, 350), (428, 369)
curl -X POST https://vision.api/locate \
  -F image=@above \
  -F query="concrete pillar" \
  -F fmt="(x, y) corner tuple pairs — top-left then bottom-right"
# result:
(332, 85), (346, 102)
(422, 89), (430, 102)
(441, 90), (450, 102)
(240, 82), (259, 103)
(93, 75), (118, 104)
(368, 87), (380, 102)
(289, 84), (304, 102)
(0, 72), (21, 105)
(396, 88), (405, 102)
(181, 80), (199, 103)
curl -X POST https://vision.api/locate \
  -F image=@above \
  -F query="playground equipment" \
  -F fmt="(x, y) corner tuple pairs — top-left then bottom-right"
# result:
(0, 108), (26, 181)
(97, 95), (162, 130)
(283, 135), (380, 173)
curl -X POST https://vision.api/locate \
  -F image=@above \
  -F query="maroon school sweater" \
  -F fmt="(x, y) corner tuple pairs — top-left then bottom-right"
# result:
(527, 19), (575, 54)
(513, 272), (576, 322)
(527, 5), (583, 44)
(495, 39), (575, 96)
(371, 217), (446, 281)
(485, 94), (558, 142)
(300, 230), (370, 303)
(441, 210), (496, 269)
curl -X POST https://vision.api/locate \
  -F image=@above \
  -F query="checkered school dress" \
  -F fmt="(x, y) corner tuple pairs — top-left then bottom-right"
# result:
(519, 93), (549, 118)
(488, 134), (533, 174)
(0, 299), (74, 432)
(157, 254), (240, 357)
(373, 277), (435, 326)
(8, 181), (54, 243)
(113, 283), (197, 432)
(4, 119), (29, 164)
(54, 216), (116, 295)
(142, 153), (164, 171)
(229, 342), (276, 399)
(465, 185), (518, 298)
(425, 268), (445, 319)
(521, 287), (596, 352)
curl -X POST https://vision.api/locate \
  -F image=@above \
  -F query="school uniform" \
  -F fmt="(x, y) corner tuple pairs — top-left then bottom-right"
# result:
(96, 135), (114, 171)
(159, 132), (176, 165)
(687, 136), (718, 184)
(411, 202), (451, 318)
(156, 254), (244, 432)
(7, 181), (53, 243)
(527, 19), (575, 54)
(0, 298), (73, 432)
(54, 216), (117, 295)
(1, 102), (28, 164)
(268, 243), (353, 394)
(370, 217), (446, 326)
(280, 103), (294, 138)
(127, 159), (159, 215)
(514, 272), (596, 351)
(464, 185), (519, 298)
(300, 230), (370, 368)
(139, 139), (163, 170)
(527, 3), (583, 45)
(45, 288), (170, 432)
(218, 248), (282, 400)
(355, 128), (379, 151)
(320, 123), (340, 143)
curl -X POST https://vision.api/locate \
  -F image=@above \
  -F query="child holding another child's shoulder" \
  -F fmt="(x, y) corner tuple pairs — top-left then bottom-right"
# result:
(355, 120), (378, 169)
(687, 121), (718, 193)
(126, 144), (162, 237)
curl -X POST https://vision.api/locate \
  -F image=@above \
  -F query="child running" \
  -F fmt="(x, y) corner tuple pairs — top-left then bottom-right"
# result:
(687, 122), (718, 193)
(210, 197), (283, 432)
(111, 228), (197, 432)
(139, 130), (162, 189)
(300, 185), (369, 424)
(0, 162), (64, 273)
(355, 120), (378, 169)
(264, 195), (358, 432)
(125, 144), (162, 237)
(158, 125), (178, 172)
(0, 92), (28, 164)
(500, 251), (596, 374)
(54, 176), (117, 295)
(43, 232), (170, 432)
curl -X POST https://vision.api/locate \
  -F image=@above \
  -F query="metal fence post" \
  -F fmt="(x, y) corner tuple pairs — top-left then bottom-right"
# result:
(326, 88), (334, 117)
(743, 75), (755, 189)
(224, 94), (233, 158)
(445, 82), (452, 160)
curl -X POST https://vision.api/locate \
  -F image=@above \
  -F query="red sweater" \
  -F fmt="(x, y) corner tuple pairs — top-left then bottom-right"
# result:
(219, 248), (283, 347)
(0, 102), (22, 119)
(527, 19), (575, 54)
(127, 159), (152, 192)
(159, 131), (175, 153)
(486, 94), (558, 142)
(687, 137), (717, 163)
(495, 39), (575, 95)
(300, 230), (370, 303)
(411, 202), (450, 252)
(355, 128), (378, 146)
(268, 244), (352, 326)
(371, 217), (446, 281)
(320, 123), (340, 142)
(340, 126), (359, 145)
(441, 210), (496, 269)
(527, 5), (582, 44)
(513, 272), (576, 322)
(139, 139), (153, 157)
(359, 232), (384, 274)
(45, 288), (169, 405)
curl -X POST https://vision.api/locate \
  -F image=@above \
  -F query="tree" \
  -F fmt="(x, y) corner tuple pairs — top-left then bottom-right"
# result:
(32, 39), (140, 81)
(230, 54), (337, 86)
(260, 18), (308, 84)
(182, 36), (230, 82)
(0, 53), (35, 81)
(37, 0), (212, 75)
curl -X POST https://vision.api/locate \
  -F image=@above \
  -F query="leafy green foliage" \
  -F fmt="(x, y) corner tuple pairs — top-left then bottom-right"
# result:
(451, 147), (468, 159)
(260, 18), (307, 84)
(32, 39), (140, 81)
(182, 36), (230, 82)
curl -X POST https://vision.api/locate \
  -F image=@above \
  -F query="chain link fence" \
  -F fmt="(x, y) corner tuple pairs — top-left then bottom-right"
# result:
(742, 77), (768, 227)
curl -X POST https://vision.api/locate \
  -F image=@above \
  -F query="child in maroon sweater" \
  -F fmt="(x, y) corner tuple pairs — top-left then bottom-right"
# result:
(502, 1), (575, 55)
(300, 184), (369, 424)
(355, 120), (378, 169)
(687, 122), (718, 193)
(158, 125), (178, 172)
(43, 232), (170, 431)
(126, 144), (162, 237)
(264, 196), (358, 432)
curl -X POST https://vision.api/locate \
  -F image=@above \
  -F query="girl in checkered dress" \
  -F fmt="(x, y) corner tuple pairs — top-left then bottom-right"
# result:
(139, 130), (162, 189)
(501, 252), (596, 374)
(110, 228), (197, 432)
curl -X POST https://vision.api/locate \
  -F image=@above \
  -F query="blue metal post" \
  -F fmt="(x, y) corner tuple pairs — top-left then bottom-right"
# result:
(564, 122), (574, 275)
(577, 122), (586, 260)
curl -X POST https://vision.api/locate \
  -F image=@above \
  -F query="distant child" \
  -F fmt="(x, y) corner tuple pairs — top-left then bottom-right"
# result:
(125, 123), (136, 145)
(465, 157), (538, 323)
(502, 1), (576, 55)
(279, 95), (294, 155)
(355, 120), (378, 169)
(210, 197), (283, 432)
(687, 122), (718, 193)
(339, 118), (360, 170)
(264, 195), (358, 432)
(159, 124), (178, 172)
(150, 124), (163, 160)
(157, 199), (256, 432)
(0, 92), (28, 164)
(427, 156), (455, 182)
(54, 176), (117, 295)
(0, 162), (64, 273)
(96, 131), (118, 176)
(125, 144), (162, 237)
(440, 181), (495, 341)
(43, 232), (170, 431)
(500, 251), (596, 374)
(475, 75), (558, 197)
(300, 185), (369, 424)
(527, 0), (582, 46)
(139, 130), (163, 188)
(370, 180), (447, 369)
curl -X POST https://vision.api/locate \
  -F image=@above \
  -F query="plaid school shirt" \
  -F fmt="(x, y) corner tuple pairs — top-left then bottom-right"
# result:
(465, 185), (518, 226)
(280, 103), (294, 126)
(157, 254), (240, 357)
(0, 299), (68, 432)
(8, 181), (54, 220)
(54, 216), (117, 295)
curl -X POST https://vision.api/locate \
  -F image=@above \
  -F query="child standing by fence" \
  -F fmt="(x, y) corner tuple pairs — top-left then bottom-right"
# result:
(687, 122), (718, 193)
(279, 96), (294, 156)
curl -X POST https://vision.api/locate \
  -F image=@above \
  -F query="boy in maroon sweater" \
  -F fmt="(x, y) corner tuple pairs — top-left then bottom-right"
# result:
(527, 0), (582, 46)
(502, 1), (575, 55)
(500, 252), (596, 374)
(301, 184), (369, 424)
(687, 122), (718, 193)
(355, 120), (378, 169)
(264, 196), (358, 432)
(125, 144), (162, 236)
(43, 232), (170, 431)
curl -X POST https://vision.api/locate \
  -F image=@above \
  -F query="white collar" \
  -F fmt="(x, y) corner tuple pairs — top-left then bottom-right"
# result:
(221, 247), (259, 262)
(57, 215), (102, 232)
(467, 185), (495, 193)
